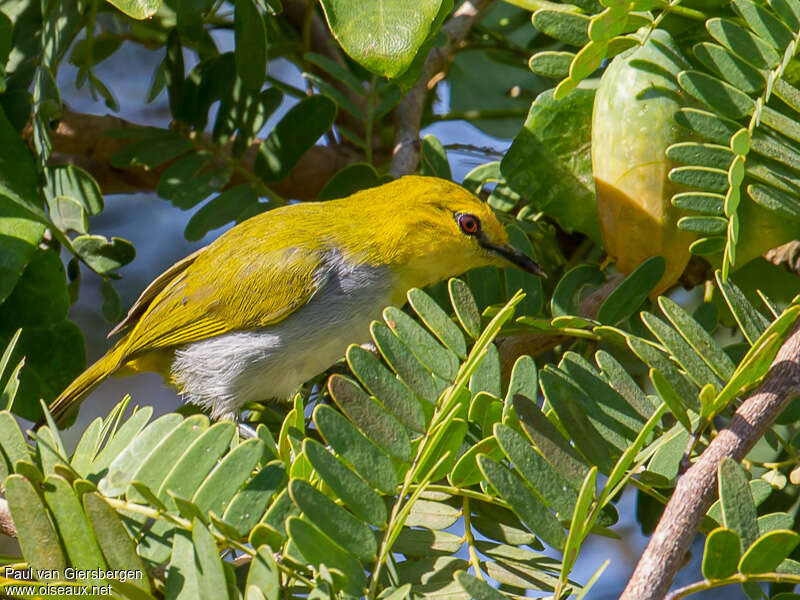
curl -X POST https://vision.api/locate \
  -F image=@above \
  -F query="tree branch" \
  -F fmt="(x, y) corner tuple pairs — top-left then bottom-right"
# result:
(620, 322), (800, 600)
(42, 107), (373, 201)
(389, 0), (490, 177)
(0, 497), (15, 538)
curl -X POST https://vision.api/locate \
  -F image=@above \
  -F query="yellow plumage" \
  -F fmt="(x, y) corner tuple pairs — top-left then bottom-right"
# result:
(49, 176), (544, 425)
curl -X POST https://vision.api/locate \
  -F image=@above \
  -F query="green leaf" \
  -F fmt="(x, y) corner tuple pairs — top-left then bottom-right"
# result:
(319, 0), (444, 78)
(420, 134), (452, 180)
(732, 0), (794, 48)
(707, 308), (799, 417)
(659, 297), (735, 381)
(304, 52), (365, 96)
(675, 108), (741, 145)
(0, 102), (44, 221)
(706, 18), (780, 69)
(100, 413), (182, 495)
(0, 199), (44, 305)
(288, 479), (376, 561)
(448, 278), (481, 338)
(641, 312), (721, 390)
(89, 405), (153, 480)
(235, 0), (267, 90)
(157, 421), (236, 505)
(83, 492), (149, 590)
(747, 183), (800, 220)
(715, 270), (769, 344)
(719, 458), (759, 551)
(529, 51), (574, 79)
(111, 134), (193, 170)
(649, 368), (691, 431)
(6, 474), (67, 574)
(494, 424), (579, 520)
(416, 418), (467, 482)
(222, 461), (287, 536)
(539, 367), (616, 471)
(595, 350), (655, 419)
(303, 438), (386, 527)
(287, 517), (366, 595)
(469, 343), (501, 397)
(669, 166), (728, 192)
(454, 571), (506, 600)
(192, 438), (265, 517)
(384, 306), (459, 382)
(690, 236), (726, 255)
(393, 527), (464, 556)
(247, 546), (279, 599)
(692, 42), (764, 94)
(769, 0), (800, 28)
(758, 512), (794, 534)
(371, 321), (443, 403)
(702, 527), (741, 579)
(0, 410), (30, 473)
(551, 265), (605, 317)
(597, 256), (665, 325)
(345, 345), (426, 432)
(448, 436), (503, 487)
(0, 250), (69, 329)
(43, 475), (106, 573)
(628, 336), (699, 411)
(677, 71), (754, 119)
(73, 235), (135, 275)
(502, 88), (600, 243)
(101, 280), (122, 322)
(126, 415), (210, 503)
(505, 354), (538, 408)
(312, 402), (398, 493)
(405, 498), (461, 530)
(477, 454), (565, 550)
(318, 163), (380, 201)
(104, 0), (160, 19)
(532, 10), (590, 46)
(739, 530), (800, 574)
(408, 287), (467, 359)
(668, 142), (734, 171)
(255, 95), (336, 182)
(513, 394), (590, 488)
(559, 352), (646, 441)
(185, 184), (258, 241)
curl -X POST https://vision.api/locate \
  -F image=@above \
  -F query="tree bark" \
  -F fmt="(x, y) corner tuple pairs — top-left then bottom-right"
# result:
(621, 322), (800, 600)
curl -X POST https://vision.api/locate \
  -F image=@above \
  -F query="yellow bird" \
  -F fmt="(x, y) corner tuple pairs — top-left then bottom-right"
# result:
(48, 176), (545, 425)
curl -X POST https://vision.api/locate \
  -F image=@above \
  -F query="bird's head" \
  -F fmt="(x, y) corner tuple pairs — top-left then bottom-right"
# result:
(347, 176), (546, 288)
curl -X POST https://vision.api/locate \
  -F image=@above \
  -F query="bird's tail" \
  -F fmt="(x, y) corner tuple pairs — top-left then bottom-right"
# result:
(44, 342), (128, 428)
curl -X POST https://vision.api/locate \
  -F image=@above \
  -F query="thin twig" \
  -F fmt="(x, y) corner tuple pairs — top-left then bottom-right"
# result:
(389, 0), (491, 177)
(620, 322), (800, 600)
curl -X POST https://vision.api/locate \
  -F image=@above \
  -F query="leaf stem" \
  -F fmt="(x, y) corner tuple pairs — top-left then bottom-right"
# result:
(462, 497), (483, 579)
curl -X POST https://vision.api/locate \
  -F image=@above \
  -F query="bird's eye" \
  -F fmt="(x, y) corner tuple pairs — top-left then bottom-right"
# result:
(457, 213), (481, 236)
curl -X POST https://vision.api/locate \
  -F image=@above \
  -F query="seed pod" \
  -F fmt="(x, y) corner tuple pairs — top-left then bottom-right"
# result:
(592, 30), (695, 295)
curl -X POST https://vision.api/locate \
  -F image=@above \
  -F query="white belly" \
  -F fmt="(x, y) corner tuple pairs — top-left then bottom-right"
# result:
(170, 257), (396, 420)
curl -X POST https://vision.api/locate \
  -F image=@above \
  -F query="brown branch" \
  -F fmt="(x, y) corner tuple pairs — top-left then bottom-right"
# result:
(43, 107), (373, 201)
(621, 322), (800, 600)
(389, 0), (490, 177)
(0, 497), (15, 538)
(765, 240), (800, 275)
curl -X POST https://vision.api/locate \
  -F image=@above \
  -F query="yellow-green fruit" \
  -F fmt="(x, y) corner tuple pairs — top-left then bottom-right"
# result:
(592, 30), (695, 295)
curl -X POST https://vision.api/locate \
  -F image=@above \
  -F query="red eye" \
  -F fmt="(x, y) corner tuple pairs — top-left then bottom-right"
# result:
(457, 213), (481, 236)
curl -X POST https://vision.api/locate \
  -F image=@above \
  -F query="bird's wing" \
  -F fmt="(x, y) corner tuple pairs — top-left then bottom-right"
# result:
(116, 239), (324, 362)
(108, 247), (206, 338)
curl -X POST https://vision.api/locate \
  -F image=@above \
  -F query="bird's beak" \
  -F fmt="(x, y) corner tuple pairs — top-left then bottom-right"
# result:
(480, 241), (547, 278)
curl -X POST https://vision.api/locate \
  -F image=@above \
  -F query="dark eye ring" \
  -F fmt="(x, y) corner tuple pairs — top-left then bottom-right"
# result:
(457, 213), (481, 236)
